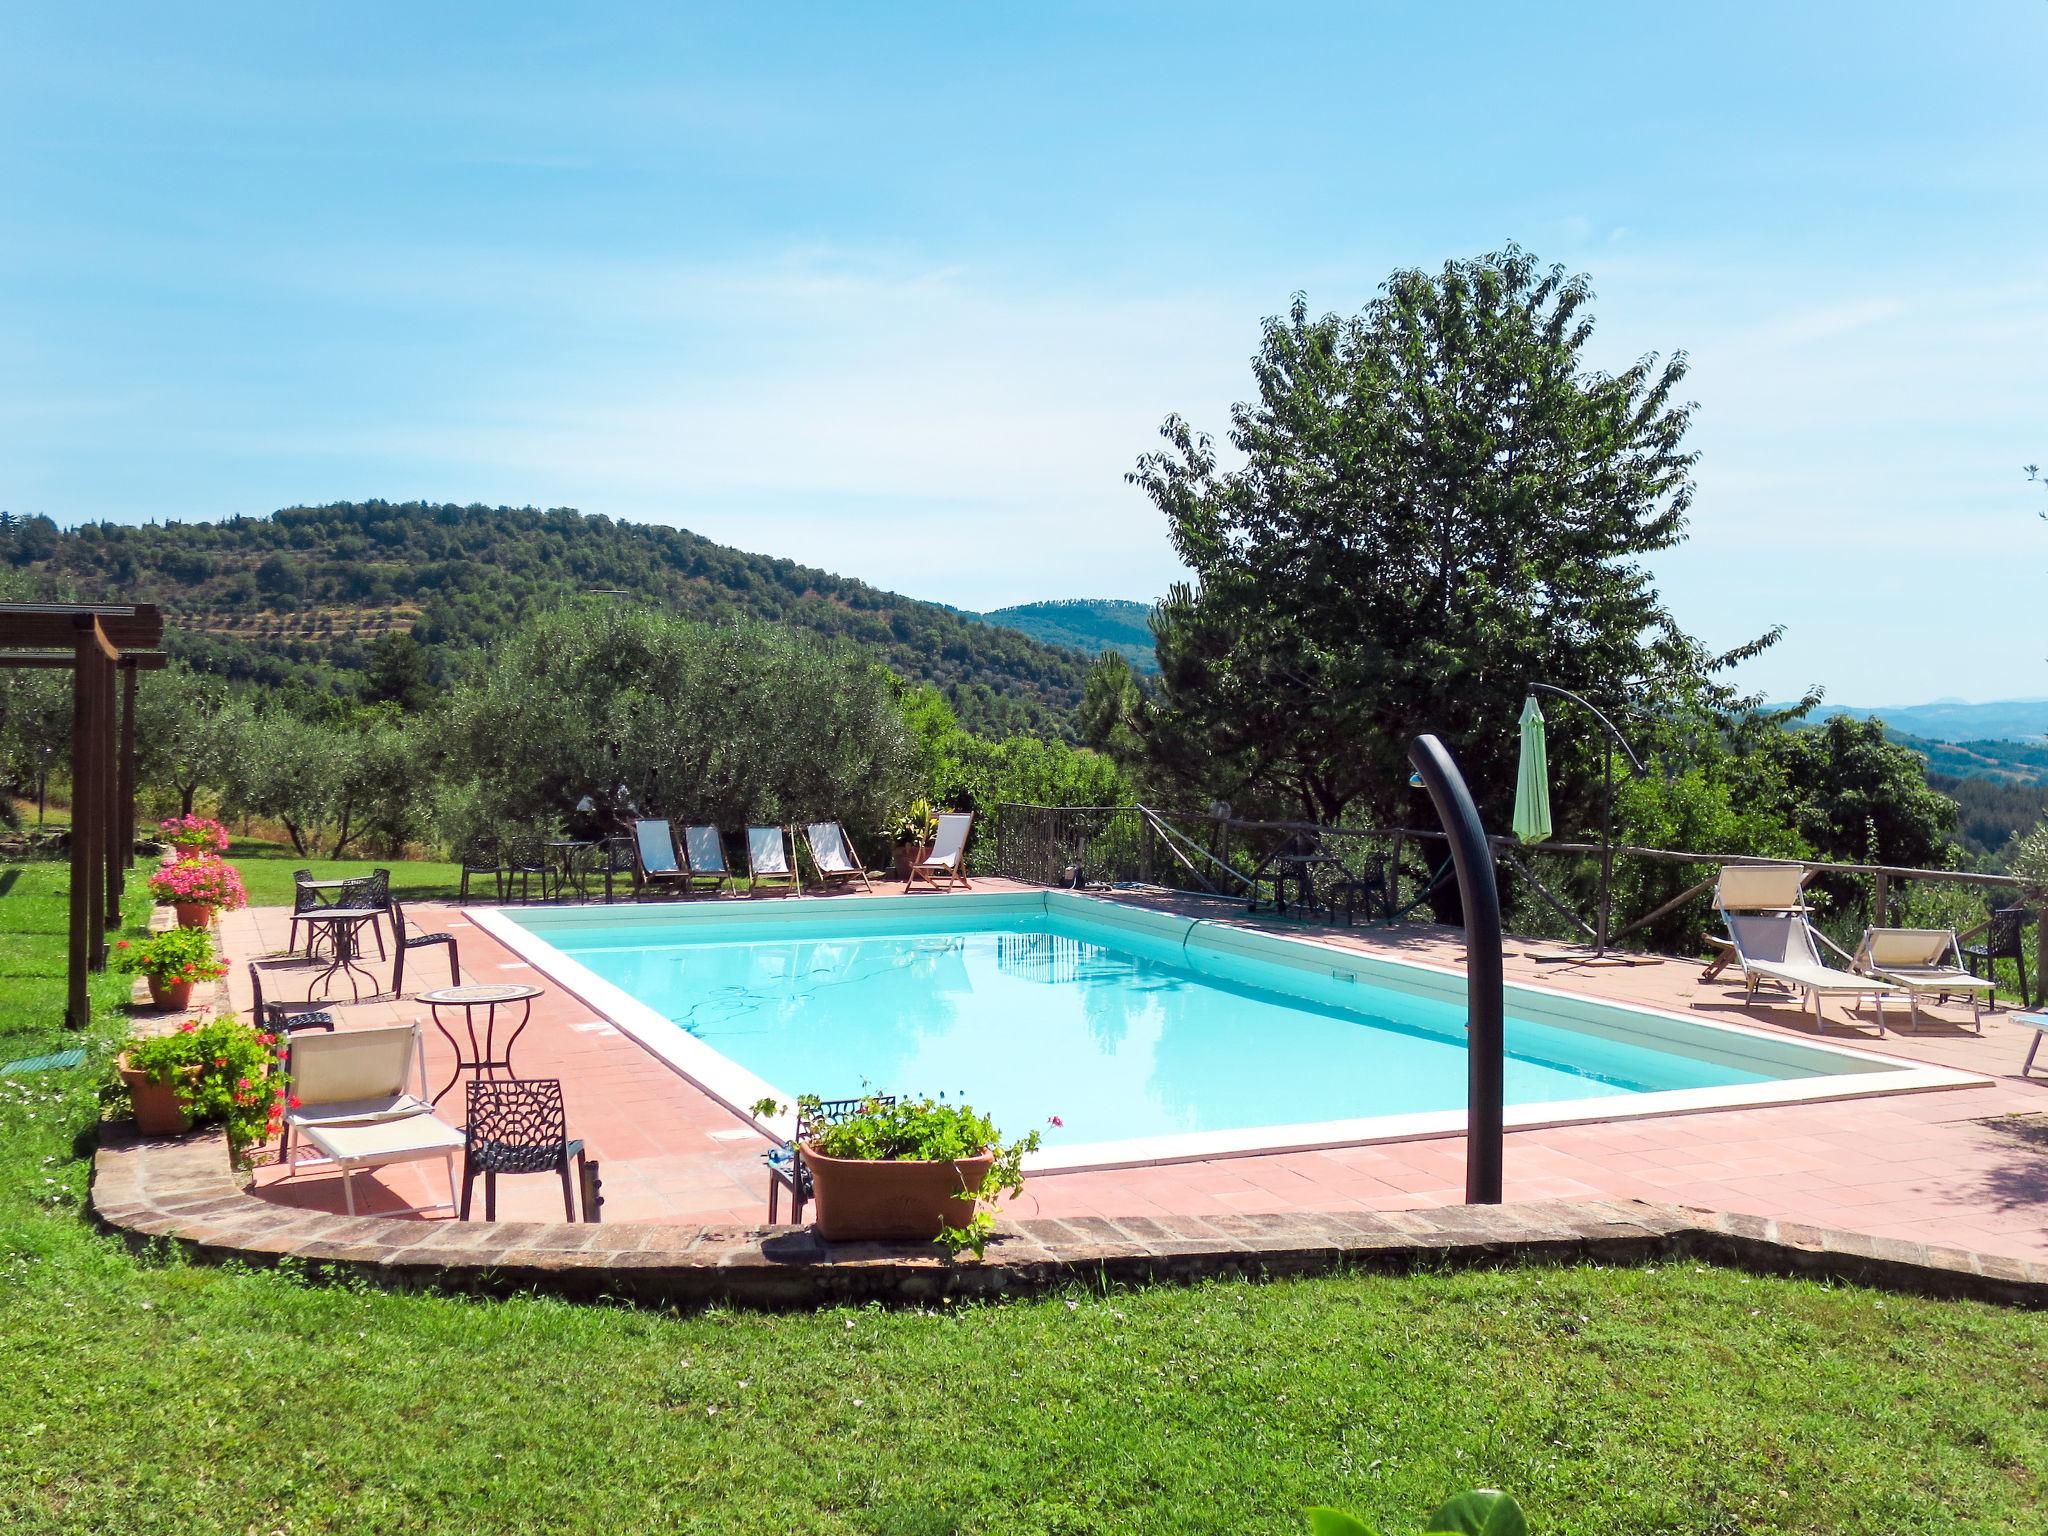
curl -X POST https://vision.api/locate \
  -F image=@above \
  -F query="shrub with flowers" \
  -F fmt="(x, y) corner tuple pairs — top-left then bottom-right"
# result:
(119, 1014), (289, 1164)
(157, 813), (230, 855)
(147, 855), (248, 912)
(111, 926), (229, 986)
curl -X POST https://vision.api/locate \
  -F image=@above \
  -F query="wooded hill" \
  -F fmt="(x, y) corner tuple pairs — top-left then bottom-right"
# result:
(971, 598), (1159, 673)
(0, 503), (1093, 738)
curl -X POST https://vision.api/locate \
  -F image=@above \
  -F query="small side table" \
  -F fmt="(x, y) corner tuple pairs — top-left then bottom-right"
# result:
(420, 982), (543, 1108)
(2014, 1012), (2048, 1079)
(546, 839), (597, 903)
(302, 908), (383, 1002)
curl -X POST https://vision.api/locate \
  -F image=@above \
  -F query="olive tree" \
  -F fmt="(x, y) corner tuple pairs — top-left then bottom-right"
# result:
(436, 603), (917, 848)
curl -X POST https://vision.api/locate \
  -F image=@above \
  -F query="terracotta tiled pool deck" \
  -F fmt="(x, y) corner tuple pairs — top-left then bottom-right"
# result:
(218, 883), (2048, 1265)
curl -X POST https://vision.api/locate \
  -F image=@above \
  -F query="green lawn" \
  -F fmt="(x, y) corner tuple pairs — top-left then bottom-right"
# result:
(225, 838), (465, 907)
(2, 860), (2045, 1534)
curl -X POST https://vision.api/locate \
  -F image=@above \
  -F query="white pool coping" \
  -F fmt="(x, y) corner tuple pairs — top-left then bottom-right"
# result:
(469, 891), (1989, 1175)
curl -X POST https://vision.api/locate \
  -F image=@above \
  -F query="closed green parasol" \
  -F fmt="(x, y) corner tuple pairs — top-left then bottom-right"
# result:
(1512, 693), (1553, 843)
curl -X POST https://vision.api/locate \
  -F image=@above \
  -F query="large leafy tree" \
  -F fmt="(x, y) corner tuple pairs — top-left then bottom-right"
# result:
(1121, 247), (1773, 832)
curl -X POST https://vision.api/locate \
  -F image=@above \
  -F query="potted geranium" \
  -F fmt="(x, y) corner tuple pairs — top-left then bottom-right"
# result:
(754, 1093), (1042, 1256)
(112, 927), (229, 1012)
(115, 1014), (289, 1159)
(887, 799), (938, 878)
(148, 854), (248, 928)
(158, 813), (229, 857)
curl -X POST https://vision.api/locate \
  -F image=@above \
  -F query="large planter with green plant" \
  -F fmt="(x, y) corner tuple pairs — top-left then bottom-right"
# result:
(758, 1093), (1040, 1255)
(887, 799), (937, 879)
(113, 1015), (290, 1160)
(112, 927), (229, 1013)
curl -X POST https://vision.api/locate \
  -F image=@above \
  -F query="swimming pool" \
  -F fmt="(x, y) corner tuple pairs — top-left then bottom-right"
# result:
(474, 892), (1977, 1170)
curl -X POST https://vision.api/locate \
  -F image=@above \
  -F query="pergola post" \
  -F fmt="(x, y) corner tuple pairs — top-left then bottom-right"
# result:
(119, 661), (139, 869)
(2, 603), (165, 1028)
(66, 624), (99, 1028)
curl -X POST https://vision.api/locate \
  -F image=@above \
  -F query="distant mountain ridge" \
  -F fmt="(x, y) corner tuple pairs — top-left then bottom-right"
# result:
(1810, 699), (2048, 744)
(969, 598), (1158, 672)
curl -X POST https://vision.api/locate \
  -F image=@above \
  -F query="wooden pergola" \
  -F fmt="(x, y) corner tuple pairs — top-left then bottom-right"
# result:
(0, 603), (166, 1028)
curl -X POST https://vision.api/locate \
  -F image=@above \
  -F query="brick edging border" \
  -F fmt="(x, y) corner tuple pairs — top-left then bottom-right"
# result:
(89, 1123), (2047, 1309)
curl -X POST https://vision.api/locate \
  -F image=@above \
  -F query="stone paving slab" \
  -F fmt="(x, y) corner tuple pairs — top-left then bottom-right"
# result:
(91, 1121), (2048, 1310)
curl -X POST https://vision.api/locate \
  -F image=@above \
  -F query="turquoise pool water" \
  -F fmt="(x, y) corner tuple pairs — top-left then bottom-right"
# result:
(503, 902), (1825, 1150)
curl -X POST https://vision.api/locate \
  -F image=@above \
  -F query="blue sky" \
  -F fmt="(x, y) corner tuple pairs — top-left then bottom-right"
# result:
(3, 2), (2044, 704)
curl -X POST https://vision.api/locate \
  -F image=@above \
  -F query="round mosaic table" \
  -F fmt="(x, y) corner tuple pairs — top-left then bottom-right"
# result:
(418, 981), (543, 1109)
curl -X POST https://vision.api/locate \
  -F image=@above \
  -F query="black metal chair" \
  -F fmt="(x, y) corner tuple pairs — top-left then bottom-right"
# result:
(1963, 907), (2031, 1010)
(458, 841), (503, 905)
(765, 1094), (897, 1224)
(389, 899), (460, 999)
(247, 963), (338, 1036)
(337, 868), (393, 958)
(287, 868), (322, 954)
(503, 840), (549, 904)
(460, 1079), (594, 1222)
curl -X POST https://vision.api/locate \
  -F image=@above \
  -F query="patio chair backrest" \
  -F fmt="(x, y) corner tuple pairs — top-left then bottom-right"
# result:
(466, 1079), (571, 1174)
(683, 825), (728, 875)
(287, 1023), (420, 1107)
(633, 819), (682, 876)
(1726, 911), (1822, 970)
(1861, 928), (1955, 969)
(460, 841), (499, 872)
(290, 870), (322, 916)
(339, 868), (391, 911)
(1715, 865), (1808, 913)
(805, 821), (857, 874)
(795, 1093), (898, 1144)
(1983, 907), (2029, 958)
(924, 812), (972, 869)
(747, 826), (790, 876)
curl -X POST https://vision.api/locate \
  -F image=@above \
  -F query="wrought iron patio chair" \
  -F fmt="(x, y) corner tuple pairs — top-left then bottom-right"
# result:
(337, 868), (393, 958)
(390, 899), (460, 998)
(246, 963), (338, 1037)
(287, 868), (324, 954)
(458, 841), (503, 904)
(597, 835), (637, 903)
(502, 840), (550, 905)
(765, 1094), (898, 1224)
(1962, 906), (2031, 1010)
(460, 1078), (596, 1222)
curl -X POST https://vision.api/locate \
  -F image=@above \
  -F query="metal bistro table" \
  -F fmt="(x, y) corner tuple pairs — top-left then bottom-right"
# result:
(295, 877), (352, 957)
(301, 907), (384, 1002)
(545, 839), (598, 902)
(419, 982), (544, 1109)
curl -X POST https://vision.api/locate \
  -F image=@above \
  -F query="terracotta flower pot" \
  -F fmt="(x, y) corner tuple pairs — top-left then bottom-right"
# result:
(800, 1144), (995, 1242)
(116, 1055), (200, 1136)
(144, 975), (195, 1012)
(890, 841), (932, 878)
(172, 902), (213, 929)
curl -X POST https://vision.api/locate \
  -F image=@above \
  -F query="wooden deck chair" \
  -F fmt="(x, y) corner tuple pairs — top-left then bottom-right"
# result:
(630, 819), (691, 897)
(746, 826), (801, 897)
(280, 1022), (462, 1215)
(680, 824), (733, 895)
(803, 820), (873, 893)
(907, 810), (974, 892)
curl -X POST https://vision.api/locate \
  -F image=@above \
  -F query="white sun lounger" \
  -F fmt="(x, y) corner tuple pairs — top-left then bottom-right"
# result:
(803, 820), (873, 894)
(1722, 909), (1901, 1034)
(907, 811), (974, 892)
(281, 1022), (462, 1215)
(1852, 928), (1992, 1034)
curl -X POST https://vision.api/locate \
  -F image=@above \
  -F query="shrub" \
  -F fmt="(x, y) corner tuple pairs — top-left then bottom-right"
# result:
(120, 1014), (289, 1163)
